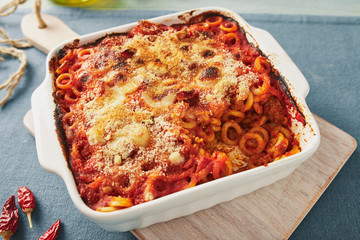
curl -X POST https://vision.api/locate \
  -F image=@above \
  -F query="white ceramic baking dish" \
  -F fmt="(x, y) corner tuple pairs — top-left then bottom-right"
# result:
(31, 7), (320, 231)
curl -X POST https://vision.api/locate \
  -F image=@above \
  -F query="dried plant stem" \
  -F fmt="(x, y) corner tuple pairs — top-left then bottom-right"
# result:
(0, 0), (49, 106)
(0, 28), (32, 48)
(0, 47), (27, 107)
(0, 0), (26, 17)
(0, 0), (47, 29)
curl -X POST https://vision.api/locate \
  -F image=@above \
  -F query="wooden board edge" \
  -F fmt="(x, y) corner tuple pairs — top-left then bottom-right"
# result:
(24, 109), (35, 137)
(284, 146), (357, 239)
(283, 116), (358, 239)
(131, 231), (146, 240)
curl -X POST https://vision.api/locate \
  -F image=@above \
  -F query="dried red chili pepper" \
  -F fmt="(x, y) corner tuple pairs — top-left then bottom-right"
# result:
(17, 186), (36, 228)
(38, 219), (61, 240)
(0, 195), (18, 240)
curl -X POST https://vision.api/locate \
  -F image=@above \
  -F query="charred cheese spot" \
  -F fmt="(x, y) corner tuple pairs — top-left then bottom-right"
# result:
(199, 66), (220, 80)
(107, 72), (126, 87)
(79, 72), (89, 83)
(202, 49), (215, 58)
(188, 63), (197, 71)
(57, 48), (66, 59)
(180, 45), (190, 51)
(113, 60), (127, 69)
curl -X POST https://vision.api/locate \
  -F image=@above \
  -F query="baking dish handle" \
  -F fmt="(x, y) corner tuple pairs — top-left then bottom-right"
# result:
(31, 75), (69, 177)
(249, 26), (310, 98)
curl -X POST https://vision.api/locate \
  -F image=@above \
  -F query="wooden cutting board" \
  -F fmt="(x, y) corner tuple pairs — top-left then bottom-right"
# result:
(21, 13), (356, 240)
(131, 115), (357, 240)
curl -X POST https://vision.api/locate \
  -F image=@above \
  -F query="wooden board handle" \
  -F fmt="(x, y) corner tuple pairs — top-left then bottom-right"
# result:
(21, 13), (79, 54)
(24, 109), (35, 137)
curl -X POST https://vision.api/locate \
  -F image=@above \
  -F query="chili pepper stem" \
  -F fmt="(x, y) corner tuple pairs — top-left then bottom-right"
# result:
(17, 186), (35, 229)
(26, 212), (33, 228)
(1, 230), (13, 240)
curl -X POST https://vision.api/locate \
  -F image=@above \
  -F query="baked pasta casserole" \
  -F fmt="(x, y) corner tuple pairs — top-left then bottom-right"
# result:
(51, 13), (305, 212)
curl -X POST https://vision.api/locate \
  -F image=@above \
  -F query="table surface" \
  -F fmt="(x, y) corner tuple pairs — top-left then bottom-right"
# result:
(1, 0), (359, 239)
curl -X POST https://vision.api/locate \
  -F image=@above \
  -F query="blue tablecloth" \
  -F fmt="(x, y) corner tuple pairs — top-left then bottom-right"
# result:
(0, 7), (359, 240)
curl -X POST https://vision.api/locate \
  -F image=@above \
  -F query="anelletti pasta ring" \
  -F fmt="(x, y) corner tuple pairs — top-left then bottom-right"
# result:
(251, 75), (271, 95)
(248, 126), (270, 143)
(59, 49), (74, 65)
(272, 125), (292, 140)
(222, 109), (245, 122)
(212, 152), (233, 179)
(180, 118), (197, 129)
(55, 73), (74, 89)
(239, 132), (267, 155)
(221, 120), (243, 145)
(266, 132), (289, 157)
(252, 102), (263, 115)
(254, 56), (271, 73)
(78, 49), (94, 60)
(220, 20), (238, 32)
(222, 32), (241, 47)
(241, 91), (254, 112)
(55, 61), (69, 74)
(63, 89), (78, 103)
(205, 16), (223, 26)
(253, 92), (271, 103)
